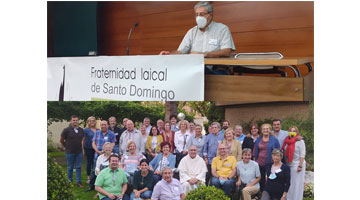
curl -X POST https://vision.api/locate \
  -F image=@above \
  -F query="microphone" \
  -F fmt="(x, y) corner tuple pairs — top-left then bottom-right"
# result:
(126, 22), (139, 56)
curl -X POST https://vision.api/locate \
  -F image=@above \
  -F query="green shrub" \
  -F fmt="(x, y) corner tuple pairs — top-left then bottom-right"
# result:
(47, 155), (73, 200)
(47, 101), (197, 125)
(303, 182), (314, 198)
(207, 102), (225, 123)
(184, 185), (230, 200)
(47, 138), (58, 153)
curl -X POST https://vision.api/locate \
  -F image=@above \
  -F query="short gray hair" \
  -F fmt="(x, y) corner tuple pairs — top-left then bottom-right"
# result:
(271, 149), (284, 158)
(194, 1), (213, 13)
(235, 125), (243, 130)
(242, 148), (252, 155)
(211, 122), (221, 129)
(161, 166), (173, 174)
(195, 124), (203, 129)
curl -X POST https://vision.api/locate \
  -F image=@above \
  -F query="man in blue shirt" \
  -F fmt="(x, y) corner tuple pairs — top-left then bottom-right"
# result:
(203, 122), (224, 185)
(169, 114), (179, 132)
(92, 120), (116, 158)
(218, 120), (230, 137)
(234, 125), (246, 144)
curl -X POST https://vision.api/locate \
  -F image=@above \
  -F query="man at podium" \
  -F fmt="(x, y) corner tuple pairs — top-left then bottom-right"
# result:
(160, 1), (236, 74)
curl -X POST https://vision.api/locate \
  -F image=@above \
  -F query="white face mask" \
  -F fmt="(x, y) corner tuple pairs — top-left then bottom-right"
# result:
(196, 16), (208, 28)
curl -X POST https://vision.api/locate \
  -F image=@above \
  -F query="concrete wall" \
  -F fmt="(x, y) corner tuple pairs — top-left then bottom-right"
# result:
(48, 121), (71, 148)
(225, 101), (310, 127)
(48, 120), (88, 148)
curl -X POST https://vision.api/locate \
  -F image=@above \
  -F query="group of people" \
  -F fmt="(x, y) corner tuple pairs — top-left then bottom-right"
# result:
(58, 1), (308, 199)
(60, 113), (306, 200)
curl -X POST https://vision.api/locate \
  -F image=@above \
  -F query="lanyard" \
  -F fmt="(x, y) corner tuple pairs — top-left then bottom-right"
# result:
(111, 170), (117, 186)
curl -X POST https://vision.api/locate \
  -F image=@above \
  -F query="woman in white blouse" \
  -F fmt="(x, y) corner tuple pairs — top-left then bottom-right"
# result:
(174, 120), (191, 167)
(95, 142), (113, 175)
(281, 126), (306, 200)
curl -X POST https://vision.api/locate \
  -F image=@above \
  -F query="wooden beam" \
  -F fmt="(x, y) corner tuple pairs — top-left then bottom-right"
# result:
(204, 57), (314, 66)
(205, 75), (304, 101)
(303, 71), (314, 101)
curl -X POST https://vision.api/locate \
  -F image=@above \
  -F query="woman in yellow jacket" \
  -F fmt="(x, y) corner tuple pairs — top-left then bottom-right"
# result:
(146, 126), (163, 162)
(220, 128), (242, 161)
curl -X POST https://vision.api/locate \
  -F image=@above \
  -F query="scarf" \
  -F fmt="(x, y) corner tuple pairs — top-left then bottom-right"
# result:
(281, 135), (299, 163)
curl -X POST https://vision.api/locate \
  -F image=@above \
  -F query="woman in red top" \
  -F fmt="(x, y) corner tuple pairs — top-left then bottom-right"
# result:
(161, 121), (175, 153)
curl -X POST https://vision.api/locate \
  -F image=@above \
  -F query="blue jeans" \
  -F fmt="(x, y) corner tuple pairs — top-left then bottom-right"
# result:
(129, 190), (152, 200)
(211, 177), (235, 197)
(66, 153), (83, 183)
(101, 194), (130, 200)
(153, 174), (162, 185)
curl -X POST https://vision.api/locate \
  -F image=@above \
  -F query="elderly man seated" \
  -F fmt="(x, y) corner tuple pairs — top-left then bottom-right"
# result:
(178, 145), (207, 193)
(151, 167), (185, 200)
(211, 143), (237, 197)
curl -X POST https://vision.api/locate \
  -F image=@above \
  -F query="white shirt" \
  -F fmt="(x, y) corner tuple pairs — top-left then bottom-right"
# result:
(174, 131), (191, 153)
(273, 129), (288, 147)
(145, 125), (152, 134)
(152, 136), (158, 150)
(178, 21), (235, 54)
(95, 154), (110, 175)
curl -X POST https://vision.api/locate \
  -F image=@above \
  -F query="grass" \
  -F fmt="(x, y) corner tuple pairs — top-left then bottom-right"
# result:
(49, 152), (314, 200)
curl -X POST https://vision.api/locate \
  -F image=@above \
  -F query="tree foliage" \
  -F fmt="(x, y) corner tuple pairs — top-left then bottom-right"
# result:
(47, 101), (194, 126)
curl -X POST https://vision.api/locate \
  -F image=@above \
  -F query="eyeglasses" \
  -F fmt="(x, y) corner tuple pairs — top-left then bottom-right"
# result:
(195, 12), (209, 17)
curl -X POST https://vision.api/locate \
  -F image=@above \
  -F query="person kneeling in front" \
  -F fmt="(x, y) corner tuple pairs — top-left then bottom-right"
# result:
(95, 154), (129, 200)
(211, 143), (237, 197)
(131, 159), (154, 200)
(235, 148), (261, 200)
(151, 167), (185, 200)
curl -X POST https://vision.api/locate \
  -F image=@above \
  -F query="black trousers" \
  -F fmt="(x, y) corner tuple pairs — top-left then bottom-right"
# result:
(259, 165), (267, 192)
(84, 148), (95, 176)
(175, 152), (186, 168)
(205, 164), (212, 186)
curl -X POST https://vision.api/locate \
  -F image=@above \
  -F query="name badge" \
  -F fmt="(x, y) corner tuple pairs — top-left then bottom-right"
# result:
(275, 168), (282, 173)
(225, 163), (231, 167)
(209, 39), (218, 46)
(173, 186), (179, 191)
(104, 137), (108, 140)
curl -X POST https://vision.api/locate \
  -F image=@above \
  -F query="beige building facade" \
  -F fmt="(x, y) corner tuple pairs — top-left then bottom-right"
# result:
(220, 101), (310, 129)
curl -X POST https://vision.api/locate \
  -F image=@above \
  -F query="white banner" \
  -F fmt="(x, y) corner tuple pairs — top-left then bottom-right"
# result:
(47, 55), (204, 101)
